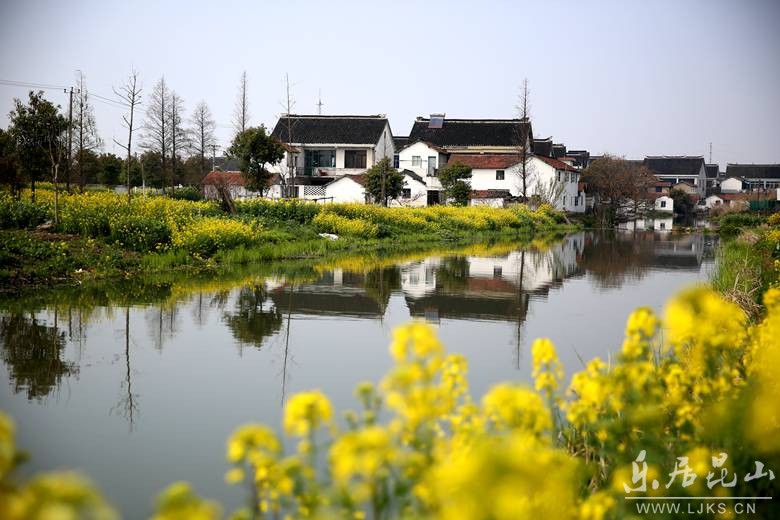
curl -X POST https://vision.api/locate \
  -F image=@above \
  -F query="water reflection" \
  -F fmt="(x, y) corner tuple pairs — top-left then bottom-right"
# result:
(0, 230), (716, 405)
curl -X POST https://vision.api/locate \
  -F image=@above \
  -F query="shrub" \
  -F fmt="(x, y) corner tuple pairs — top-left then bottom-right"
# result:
(236, 199), (321, 224)
(0, 195), (50, 229)
(108, 214), (172, 252)
(167, 186), (203, 201)
(172, 217), (258, 256)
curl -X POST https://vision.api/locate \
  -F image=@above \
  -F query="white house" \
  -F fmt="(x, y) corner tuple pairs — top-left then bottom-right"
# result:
(324, 175), (367, 204)
(447, 153), (584, 212)
(268, 114), (395, 197)
(325, 171), (429, 206)
(202, 171), (260, 200)
(396, 141), (448, 205)
(720, 176), (744, 193)
(725, 164), (780, 192)
(655, 195), (673, 212)
(703, 194), (724, 209)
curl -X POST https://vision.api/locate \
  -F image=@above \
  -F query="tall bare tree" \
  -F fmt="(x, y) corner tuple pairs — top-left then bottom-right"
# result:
(233, 71), (250, 136)
(113, 70), (142, 201)
(167, 90), (187, 190)
(143, 77), (168, 186)
(73, 72), (102, 191)
(280, 73), (297, 197)
(189, 100), (216, 179)
(515, 79), (535, 201)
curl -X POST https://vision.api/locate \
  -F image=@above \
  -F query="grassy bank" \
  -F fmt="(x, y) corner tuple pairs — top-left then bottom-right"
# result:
(0, 190), (577, 290)
(711, 212), (780, 318)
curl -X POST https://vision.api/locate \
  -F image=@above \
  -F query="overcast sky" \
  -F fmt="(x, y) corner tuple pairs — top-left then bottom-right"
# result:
(1, 0), (778, 167)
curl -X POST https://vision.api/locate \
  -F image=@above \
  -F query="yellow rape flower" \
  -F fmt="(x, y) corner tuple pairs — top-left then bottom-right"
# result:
(283, 390), (334, 437)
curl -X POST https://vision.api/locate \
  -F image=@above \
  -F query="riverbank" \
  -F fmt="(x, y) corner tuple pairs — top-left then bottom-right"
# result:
(0, 190), (577, 292)
(711, 212), (780, 318)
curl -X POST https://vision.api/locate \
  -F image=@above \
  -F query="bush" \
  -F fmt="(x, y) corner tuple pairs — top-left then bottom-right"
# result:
(236, 199), (321, 224)
(0, 195), (50, 229)
(172, 217), (258, 256)
(109, 214), (172, 252)
(167, 186), (203, 201)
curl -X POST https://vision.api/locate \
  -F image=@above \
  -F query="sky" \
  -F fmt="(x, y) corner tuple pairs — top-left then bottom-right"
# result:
(1, 0), (779, 168)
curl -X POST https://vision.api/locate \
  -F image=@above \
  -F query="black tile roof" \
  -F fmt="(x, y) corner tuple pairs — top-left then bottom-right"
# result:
(552, 144), (567, 158)
(566, 150), (591, 168)
(643, 156), (705, 176)
(408, 117), (532, 148)
(400, 169), (425, 184)
(212, 156), (241, 171)
(533, 138), (553, 157)
(705, 164), (719, 179)
(270, 115), (389, 145)
(393, 136), (409, 151)
(725, 164), (780, 179)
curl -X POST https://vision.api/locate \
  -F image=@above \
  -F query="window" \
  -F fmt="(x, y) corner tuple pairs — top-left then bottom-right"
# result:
(496, 170), (505, 180)
(393, 154), (400, 169)
(493, 266), (502, 278)
(563, 195), (566, 206)
(344, 150), (367, 169)
(655, 186), (662, 193)
(660, 200), (667, 208)
(427, 156), (437, 176)
(412, 156), (421, 167)
(304, 149), (336, 175)
(402, 188), (411, 198)
(574, 195), (578, 207)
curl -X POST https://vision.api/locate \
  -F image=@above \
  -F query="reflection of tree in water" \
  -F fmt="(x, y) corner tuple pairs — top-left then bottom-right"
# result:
(144, 304), (179, 351)
(223, 285), (283, 349)
(578, 232), (655, 289)
(0, 314), (78, 400)
(436, 256), (470, 291)
(110, 307), (139, 431)
(363, 266), (401, 310)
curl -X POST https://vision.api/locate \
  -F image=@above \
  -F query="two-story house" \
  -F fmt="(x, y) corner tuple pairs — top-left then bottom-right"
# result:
(724, 164), (780, 192)
(643, 156), (707, 197)
(269, 114), (394, 199)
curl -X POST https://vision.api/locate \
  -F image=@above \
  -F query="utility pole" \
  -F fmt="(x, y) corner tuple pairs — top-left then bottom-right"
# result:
(317, 89), (324, 115)
(709, 142), (712, 164)
(65, 86), (74, 191)
(212, 144), (217, 172)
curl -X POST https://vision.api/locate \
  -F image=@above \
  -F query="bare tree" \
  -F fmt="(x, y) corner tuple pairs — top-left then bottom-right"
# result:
(280, 73), (297, 197)
(583, 155), (656, 225)
(113, 70), (142, 201)
(143, 77), (168, 186)
(73, 71), (102, 191)
(233, 71), (250, 136)
(167, 90), (187, 189)
(189, 100), (216, 179)
(515, 79), (535, 201)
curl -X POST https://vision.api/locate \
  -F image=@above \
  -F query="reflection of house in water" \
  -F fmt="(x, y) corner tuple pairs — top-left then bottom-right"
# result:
(402, 234), (586, 322)
(650, 233), (705, 268)
(268, 269), (392, 319)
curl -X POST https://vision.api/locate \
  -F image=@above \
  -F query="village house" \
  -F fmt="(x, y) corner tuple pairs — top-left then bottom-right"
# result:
(705, 163), (720, 189)
(202, 171), (258, 200)
(655, 195), (674, 213)
(724, 164), (780, 192)
(323, 170), (428, 206)
(720, 176), (744, 193)
(268, 114), (395, 200)
(643, 156), (707, 197)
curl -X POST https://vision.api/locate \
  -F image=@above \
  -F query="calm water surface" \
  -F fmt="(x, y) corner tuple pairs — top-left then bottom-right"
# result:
(0, 230), (716, 518)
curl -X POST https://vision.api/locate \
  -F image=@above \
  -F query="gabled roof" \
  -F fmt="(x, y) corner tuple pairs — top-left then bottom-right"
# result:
(401, 169), (425, 184)
(330, 174), (366, 187)
(644, 156), (705, 176)
(552, 143), (567, 158)
(535, 155), (578, 172)
(212, 156), (241, 172)
(399, 140), (447, 153)
(725, 164), (780, 180)
(448, 154), (523, 169)
(203, 171), (246, 186)
(705, 164), (719, 179)
(533, 138), (553, 157)
(408, 117), (532, 148)
(270, 115), (389, 145)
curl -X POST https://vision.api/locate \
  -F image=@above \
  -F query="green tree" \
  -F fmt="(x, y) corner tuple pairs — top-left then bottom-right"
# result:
(7, 91), (57, 199)
(438, 161), (473, 206)
(0, 128), (22, 197)
(72, 149), (100, 186)
(670, 188), (694, 218)
(227, 126), (285, 194)
(364, 157), (404, 206)
(98, 153), (123, 186)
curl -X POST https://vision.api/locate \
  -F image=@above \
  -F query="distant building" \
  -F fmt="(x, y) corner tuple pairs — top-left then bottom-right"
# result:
(720, 176), (744, 193)
(407, 115), (533, 155)
(705, 163), (720, 189)
(655, 195), (674, 213)
(643, 156), (707, 197)
(724, 164), (780, 192)
(203, 171), (259, 200)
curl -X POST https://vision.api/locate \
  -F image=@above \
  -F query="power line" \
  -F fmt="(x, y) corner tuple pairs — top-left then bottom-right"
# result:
(0, 77), (131, 109)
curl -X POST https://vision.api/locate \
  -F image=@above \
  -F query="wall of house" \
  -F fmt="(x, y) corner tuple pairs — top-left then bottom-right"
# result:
(398, 142), (444, 190)
(672, 183), (698, 195)
(470, 198), (505, 208)
(721, 177), (743, 193)
(389, 176), (428, 207)
(655, 196), (673, 212)
(325, 178), (366, 203)
(704, 196), (724, 209)
(526, 157), (583, 212)
(374, 124), (395, 163)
